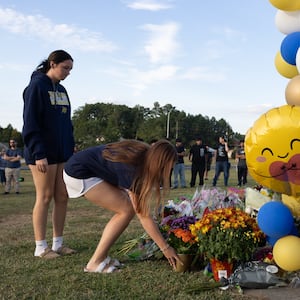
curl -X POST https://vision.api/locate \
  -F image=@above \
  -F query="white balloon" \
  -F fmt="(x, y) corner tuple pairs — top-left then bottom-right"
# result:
(296, 47), (300, 73)
(275, 10), (300, 34)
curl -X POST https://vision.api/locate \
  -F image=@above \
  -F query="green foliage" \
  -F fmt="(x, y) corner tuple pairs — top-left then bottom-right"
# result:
(0, 124), (23, 148)
(71, 101), (237, 149)
(190, 208), (266, 263)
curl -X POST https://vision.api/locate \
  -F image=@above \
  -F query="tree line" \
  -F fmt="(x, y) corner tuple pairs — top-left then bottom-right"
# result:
(0, 101), (244, 150)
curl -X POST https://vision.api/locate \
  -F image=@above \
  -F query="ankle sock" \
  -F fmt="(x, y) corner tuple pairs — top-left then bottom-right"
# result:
(52, 236), (63, 251)
(34, 240), (48, 257)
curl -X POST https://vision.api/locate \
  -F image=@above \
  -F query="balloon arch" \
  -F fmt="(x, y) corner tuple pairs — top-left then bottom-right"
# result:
(245, 0), (300, 272)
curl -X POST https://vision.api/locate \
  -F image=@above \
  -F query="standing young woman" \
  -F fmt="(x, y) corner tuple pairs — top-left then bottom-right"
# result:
(63, 139), (182, 273)
(22, 50), (76, 258)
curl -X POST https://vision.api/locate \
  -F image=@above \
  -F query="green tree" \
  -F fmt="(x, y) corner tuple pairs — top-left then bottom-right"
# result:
(72, 103), (147, 148)
(70, 101), (237, 149)
(0, 124), (23, 147)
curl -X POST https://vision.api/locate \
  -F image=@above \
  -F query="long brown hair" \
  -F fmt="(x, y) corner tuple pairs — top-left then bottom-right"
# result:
(36, 50), (73, 73)
(102, 139), (177, 216)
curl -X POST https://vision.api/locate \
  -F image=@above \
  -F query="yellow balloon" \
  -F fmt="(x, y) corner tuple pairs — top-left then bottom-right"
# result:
(275, 51), (299, 79)
(282, 194), (300, 217)
(285, 75), (300, 105)
(245, 105), (300, 197)
(269, 0), (300, 11)
(273, 236), (300, 271)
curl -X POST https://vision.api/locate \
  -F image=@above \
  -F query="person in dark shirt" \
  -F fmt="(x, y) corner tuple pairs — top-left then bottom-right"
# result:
(0, 149), (6, 186)
(204, 146), (215, 180)
(236, 140), (247, 186)
(172, 138), (186, 188)
(189, 137), (207, 187)
(22, 50), (75, 259)
(63, 139), (181, 273)
(3, 139), (22, 194)
(212, 136), (230, 187)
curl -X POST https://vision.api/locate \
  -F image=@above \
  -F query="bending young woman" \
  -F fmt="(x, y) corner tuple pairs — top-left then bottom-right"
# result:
(22, 50), (76, 258)
(63, 139), (182, 273)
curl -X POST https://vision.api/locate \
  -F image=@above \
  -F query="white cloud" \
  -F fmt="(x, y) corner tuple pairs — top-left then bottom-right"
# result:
(137, 64), (178, 83)
(128, 64), (178, 95)
(212, 26), (247, 42)
(104, 64), (178, 95)
(142, 22), (180, 63)
(199, 27), (246, 61)
(181, 66), (226, 82)
(127, 0), (172, 11)
(0, 62), (27, 71)
(0, 7), (116, 52)
(247, 103), (274, 114)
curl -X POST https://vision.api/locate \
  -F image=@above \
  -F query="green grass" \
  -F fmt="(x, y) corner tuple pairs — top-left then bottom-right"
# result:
(0, 161), (256, 300)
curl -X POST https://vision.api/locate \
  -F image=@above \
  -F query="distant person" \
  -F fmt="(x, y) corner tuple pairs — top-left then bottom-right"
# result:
(63, 139), (181, 272)
(189, 137), (207, 187)
(4, 139), (22, 194)
(172, 138), (186, 188)
(212, 136), (229, 187)
(236, 139), (247, 187)
(22, 50), (75, 259)
(204, 146), (215, 180)
(0, 149), (6, 186)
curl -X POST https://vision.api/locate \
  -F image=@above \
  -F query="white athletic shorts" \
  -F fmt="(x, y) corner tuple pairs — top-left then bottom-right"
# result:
(63, 170), (103, 198)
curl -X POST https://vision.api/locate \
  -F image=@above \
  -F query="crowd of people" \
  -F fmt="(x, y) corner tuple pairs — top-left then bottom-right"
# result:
(2, 49), (248, 274)
(171, 135), (247, 189)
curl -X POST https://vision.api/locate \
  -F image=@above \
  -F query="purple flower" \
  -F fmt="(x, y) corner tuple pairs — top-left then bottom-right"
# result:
(170, 216), (198, 230)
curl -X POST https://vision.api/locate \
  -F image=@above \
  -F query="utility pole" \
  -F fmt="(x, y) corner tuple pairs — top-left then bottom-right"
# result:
(166, 109), (172, 139)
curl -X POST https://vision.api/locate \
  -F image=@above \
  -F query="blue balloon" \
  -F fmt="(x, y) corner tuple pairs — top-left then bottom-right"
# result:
(280, 32), (300, 65)
(289, 224), (299, 237)
(257, 201), (294, 238)
(266, 235), (279, 247)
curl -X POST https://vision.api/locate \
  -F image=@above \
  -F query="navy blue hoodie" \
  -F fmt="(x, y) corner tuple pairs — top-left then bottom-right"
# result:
(22, 71), (75, 165)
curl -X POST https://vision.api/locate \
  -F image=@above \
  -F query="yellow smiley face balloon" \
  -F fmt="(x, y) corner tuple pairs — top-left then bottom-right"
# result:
(269, 0), (300, 11)
(245, 105), (300, 197)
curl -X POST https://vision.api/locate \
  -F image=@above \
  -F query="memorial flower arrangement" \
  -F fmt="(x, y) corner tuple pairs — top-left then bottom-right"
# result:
(118, 188), (245, 260)
(190, 207), (266, 263)
(162, 215), (198, 254)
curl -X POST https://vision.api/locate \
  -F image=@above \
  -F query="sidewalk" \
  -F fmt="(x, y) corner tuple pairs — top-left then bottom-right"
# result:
(244, 287), (300, 299)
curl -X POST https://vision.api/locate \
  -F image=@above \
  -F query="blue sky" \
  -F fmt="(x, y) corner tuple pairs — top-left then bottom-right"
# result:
(0, 0), (287, 134)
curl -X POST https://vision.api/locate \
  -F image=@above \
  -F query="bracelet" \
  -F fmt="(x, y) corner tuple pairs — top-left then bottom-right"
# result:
(161, 244), (171, 252)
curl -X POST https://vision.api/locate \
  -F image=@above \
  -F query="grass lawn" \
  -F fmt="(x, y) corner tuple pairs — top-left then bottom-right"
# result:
(0, 161), (257, 300)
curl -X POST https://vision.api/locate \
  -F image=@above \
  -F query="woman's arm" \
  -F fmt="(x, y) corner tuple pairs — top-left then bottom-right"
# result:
(136, 212), (182, 269)
(127, 191), (182, 269)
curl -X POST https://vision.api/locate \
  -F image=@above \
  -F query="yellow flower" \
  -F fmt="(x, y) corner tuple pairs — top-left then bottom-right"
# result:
(191, 207), (266, 262)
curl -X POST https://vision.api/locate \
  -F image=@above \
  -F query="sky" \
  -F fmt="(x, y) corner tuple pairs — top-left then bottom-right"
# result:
(0, 0), (288, 135)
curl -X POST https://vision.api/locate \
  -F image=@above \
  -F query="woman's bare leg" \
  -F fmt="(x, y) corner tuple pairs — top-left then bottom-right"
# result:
(84, 182), (135, 271)
(30, 165), (56, 241)
(52, 163), (69, 238)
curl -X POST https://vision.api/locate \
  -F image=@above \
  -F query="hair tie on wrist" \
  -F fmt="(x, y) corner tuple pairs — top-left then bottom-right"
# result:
(161, 244), (170, 252)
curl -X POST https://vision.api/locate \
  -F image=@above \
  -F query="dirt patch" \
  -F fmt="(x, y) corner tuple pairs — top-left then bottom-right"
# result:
(0, 213), (31, 227)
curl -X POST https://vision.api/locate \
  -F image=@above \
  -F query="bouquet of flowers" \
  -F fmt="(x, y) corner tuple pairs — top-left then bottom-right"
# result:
(189, 187), (244, 219)
(162, 215), (198, 254)
(117, 232), (162, 260)
(190, 207), (266, 262)
(245, 185), (279, 214)
(118, 188), (245, 261)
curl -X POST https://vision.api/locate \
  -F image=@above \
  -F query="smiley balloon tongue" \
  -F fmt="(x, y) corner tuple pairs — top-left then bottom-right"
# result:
(269, 154), (300, 185)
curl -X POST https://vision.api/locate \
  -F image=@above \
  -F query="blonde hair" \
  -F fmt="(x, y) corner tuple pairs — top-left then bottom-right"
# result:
(102, 139), (177, 216)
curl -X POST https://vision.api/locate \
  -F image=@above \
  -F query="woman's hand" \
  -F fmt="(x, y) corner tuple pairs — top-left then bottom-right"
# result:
(162, 246), (183, 270)
(35, 158), (48, 173)
(133, 208), (183, 270)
